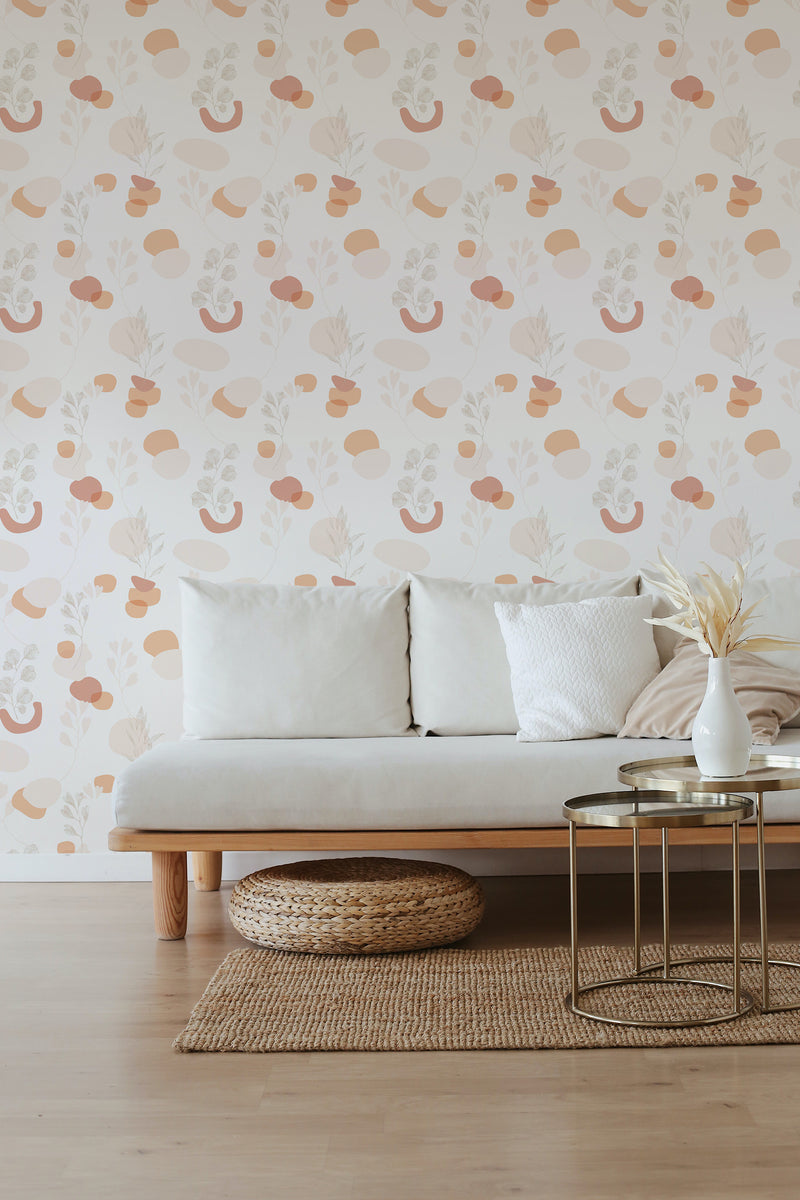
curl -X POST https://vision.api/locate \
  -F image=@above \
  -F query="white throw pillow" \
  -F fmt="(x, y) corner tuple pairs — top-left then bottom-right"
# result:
(180, 580), (412, 738)
(494, 595), (660, 741)
(408, 574), (638, 735)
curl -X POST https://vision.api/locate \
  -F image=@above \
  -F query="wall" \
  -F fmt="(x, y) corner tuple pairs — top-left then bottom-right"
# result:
(1, 0), (799, 877)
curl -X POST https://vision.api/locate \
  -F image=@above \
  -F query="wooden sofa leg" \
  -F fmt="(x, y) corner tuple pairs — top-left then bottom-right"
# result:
(152, 851), (188, 940)
(192, 851), (222, 892)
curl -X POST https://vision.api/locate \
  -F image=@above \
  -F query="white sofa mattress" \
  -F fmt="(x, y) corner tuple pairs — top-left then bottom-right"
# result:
(114, 730), (800, 831)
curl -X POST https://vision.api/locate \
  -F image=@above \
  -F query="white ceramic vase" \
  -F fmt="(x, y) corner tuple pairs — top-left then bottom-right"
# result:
(692, 656), (752, 778)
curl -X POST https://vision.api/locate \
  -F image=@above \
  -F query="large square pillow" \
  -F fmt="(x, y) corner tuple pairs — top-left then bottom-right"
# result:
(638, 572), (800, 728)
(619, 640), (800, 744)
(409, 574), (638, 735)
(180, 580), (412, 738)
(494, 595), (660, 741)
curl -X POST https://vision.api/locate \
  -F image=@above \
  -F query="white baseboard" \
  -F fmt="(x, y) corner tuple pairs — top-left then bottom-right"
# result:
(2, 844), (799, 882)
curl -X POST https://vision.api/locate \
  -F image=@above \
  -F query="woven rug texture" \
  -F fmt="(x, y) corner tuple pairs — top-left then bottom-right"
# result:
(174, 941), (800, 1052)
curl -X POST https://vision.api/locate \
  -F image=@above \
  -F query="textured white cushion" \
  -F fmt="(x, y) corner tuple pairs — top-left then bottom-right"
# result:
(494, 595), (660, 741)
(180, 580), (412, 738)
(408, 575), (638, 735)
(114, 729), (800, 831)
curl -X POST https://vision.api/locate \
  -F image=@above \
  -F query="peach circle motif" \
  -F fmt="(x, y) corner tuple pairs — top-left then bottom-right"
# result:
(172, 540), (231, 572)
(373, 540), (431, 573)
(373, 340), (431, 371)
(574, 340), (631, 371)
(173, 140), (230, 170)
(574, 540), (631, 572)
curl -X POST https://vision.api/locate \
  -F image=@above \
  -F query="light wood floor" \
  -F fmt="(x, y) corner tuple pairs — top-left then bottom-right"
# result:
(4, 871), (800, 1200)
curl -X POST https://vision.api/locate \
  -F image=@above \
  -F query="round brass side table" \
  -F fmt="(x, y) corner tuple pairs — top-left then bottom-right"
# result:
(563, 790), (755, 1029)
(618, 754), (800, 1014)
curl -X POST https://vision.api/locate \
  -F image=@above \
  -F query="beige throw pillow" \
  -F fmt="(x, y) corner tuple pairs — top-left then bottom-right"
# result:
(619, 641), (800, 745)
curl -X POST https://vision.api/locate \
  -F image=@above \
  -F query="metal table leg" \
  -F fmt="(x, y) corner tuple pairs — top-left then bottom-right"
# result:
(633, 828), (641, 976)
(733, 819), (741, 1012)
(757, 789), (769, 1011)
(565, 812), (754, 1028)
(569, 820), (578, 1010)
(662, 828), (670, 980)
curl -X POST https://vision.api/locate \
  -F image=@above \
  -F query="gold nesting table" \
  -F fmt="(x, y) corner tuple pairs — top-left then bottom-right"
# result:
(618, 755), (800, 1015)
(563, 789), (755, 1028)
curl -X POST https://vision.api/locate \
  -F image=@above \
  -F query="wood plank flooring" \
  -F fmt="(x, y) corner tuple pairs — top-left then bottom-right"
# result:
(3, 871), (800, 1200)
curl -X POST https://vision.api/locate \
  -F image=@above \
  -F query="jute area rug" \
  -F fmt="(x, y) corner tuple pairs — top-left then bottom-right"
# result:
(174, 941), (800, 1052)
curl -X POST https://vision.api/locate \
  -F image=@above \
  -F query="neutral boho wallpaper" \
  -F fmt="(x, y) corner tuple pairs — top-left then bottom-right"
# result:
(1, 0), (799, 864)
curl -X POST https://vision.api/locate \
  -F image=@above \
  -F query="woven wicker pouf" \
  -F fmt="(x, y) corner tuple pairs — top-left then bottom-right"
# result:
(228, 857), (485, 955)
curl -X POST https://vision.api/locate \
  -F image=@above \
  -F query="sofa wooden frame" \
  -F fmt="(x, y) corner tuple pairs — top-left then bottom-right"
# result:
(108, 823), (800, 939)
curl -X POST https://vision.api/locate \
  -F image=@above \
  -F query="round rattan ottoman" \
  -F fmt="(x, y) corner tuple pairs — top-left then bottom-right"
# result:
(228, 857), (485, 954)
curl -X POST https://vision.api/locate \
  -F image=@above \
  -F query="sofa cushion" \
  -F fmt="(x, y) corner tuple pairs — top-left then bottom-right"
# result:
(115, 728), (800, 832)
(408, 575), (638, 735)
(742, 576), (800, 728)
(180, 580), (412, 739)
(495, 595), (659, 741)
(639, 573), (800, 728)
(619, 640), (800, 744)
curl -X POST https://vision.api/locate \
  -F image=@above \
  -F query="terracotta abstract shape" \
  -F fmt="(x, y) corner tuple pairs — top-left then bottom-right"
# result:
(399, 301), (443, 333)
(671, 75), (703, 101)
(671, 476), (704, 502)
(344, 229), (379, 255)
(599, 100), (644, 133)
(399, 100), (444, 133)
(198, 502), (243, 533)
(0, 702), (42, 734)
(69, 476), (103, 502)
(344, 429), (380, 455)
(471, 75), (503, 102)
(727, 377), (762, 417)
(70, 75), (103, 102)
(327, 176), (361, 216)
(270, 276), (303, 302)
(399, 501), (444, 533)
(599, 301), (644, 333)
(12, 788), (46, 820)
(70, 276), (103, 302)
(527, 176), (562, 216)
(331, 575), (356, 586)
(270, 75), (304, 102)
(727, 176), (761, 217)
(199, 100), (243, 132)
(328, 376), (361, 412)
(671, 276), (704, 302)
(70, 677), (103, 703)
(600, 501), (644, 533)
(0, 100), (43, 132)
(270, 476), (304, 503)
(471, 477), (504, 502)
(0, 302), (42, 332)
(745, 229), (780, 255)
(495, 374), (517, 392)
(199, 301), (243, 332)
(745, 429), (780, 455)
(125, 576), (161, 619)
(0, 502), (42, 533)
(526, 376), (562, 418)
(471, 276), (504, 302)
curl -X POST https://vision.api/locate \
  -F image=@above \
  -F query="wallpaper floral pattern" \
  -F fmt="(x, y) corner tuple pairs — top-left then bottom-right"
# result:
(1, 0), (799, 859)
